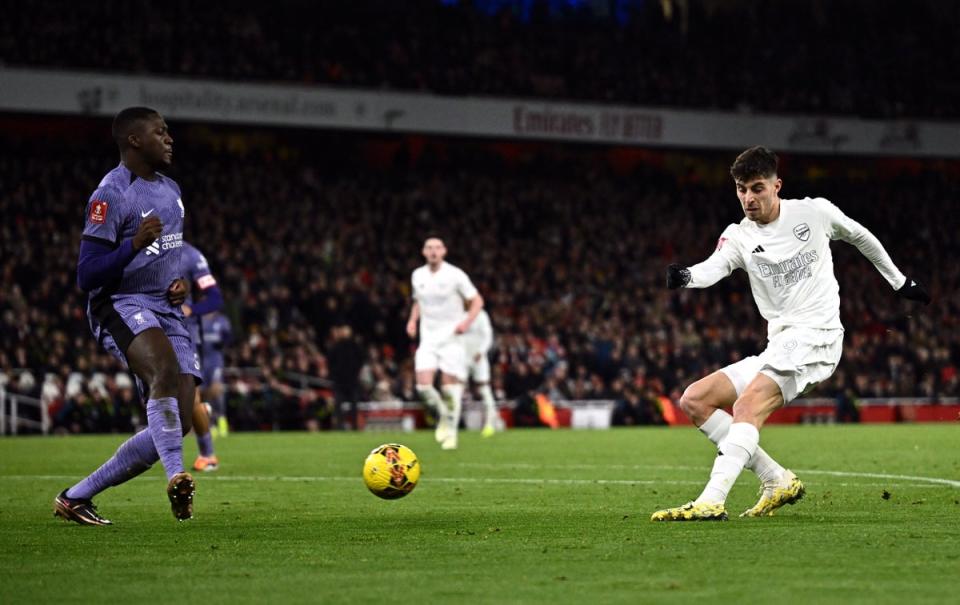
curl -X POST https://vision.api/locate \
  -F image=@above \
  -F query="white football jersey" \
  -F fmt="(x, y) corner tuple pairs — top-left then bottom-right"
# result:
(412, 262), (479, 344)
(463, 309), (493, 356)
(687, 197), (906, 336)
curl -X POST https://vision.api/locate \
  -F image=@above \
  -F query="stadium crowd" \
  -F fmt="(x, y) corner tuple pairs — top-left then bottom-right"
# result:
(2, 127), (958, 433)
(1, 0), (958, 119)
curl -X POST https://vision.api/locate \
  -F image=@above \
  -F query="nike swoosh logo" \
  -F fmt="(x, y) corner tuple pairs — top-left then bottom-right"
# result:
(160, 427), (180, 433)
(141, 209), (155, 218)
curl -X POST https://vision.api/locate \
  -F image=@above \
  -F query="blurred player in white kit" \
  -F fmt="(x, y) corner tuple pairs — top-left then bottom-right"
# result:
(461, 308), (499, 437)
(407, 237), (484, 450)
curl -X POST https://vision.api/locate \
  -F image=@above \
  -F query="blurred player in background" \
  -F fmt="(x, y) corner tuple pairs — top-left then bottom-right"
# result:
(652, 146), (931, 522)
(407, 237), (484, 450)
(200, 309), (232, 436)
(462, 308), (499, 437)
(56, 107), (197, 525)
(180, 241), (226, 471)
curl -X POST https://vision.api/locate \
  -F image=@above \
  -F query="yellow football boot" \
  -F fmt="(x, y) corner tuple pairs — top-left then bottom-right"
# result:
(651, 501), (728, 522)
(740, 470), (805, 517)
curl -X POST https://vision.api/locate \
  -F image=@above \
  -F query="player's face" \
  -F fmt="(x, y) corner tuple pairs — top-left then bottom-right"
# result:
(422, 238), (447, 265)
(736, 175), (781, 223)
(136, 114), (174, 168)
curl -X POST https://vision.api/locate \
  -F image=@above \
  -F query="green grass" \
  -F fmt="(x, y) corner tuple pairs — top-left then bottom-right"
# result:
(1, 425), (959, 604)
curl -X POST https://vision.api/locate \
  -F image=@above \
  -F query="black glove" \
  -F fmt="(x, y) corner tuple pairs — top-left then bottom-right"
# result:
(897, 277), (931, 305)
(666, 264), (691, 289)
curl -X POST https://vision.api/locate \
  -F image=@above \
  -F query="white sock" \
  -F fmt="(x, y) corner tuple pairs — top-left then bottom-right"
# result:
(478, 384), (497, 426)
(698, 409), (785, 485)
(696, 422), (759, 504)
(415, 384), (444, 412)
(441, 384), (463, 435)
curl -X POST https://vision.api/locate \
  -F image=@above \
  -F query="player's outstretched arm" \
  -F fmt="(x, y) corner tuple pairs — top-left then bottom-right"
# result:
(666, 257), (732, 290)
(820, 199), (930, 305)
(666, 225), (742, 290)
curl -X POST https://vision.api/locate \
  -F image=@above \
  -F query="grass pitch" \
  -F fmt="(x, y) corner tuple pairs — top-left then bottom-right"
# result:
(1, 424), (958, 604)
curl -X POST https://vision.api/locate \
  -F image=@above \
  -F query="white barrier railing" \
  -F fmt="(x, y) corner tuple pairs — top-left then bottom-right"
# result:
(0, 390), (49, 435)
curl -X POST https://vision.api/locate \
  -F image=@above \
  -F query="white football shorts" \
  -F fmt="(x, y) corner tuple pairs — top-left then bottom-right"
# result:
(415, 336), (467, 381)
(721, 327), (844, 404)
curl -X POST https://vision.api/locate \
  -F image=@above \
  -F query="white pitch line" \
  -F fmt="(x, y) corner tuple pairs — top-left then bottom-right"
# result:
(0, 474), (697, 487)
(795, 469), (960, 489)
(455, 462), (960, 489)
(216, 475), (705, 487)
(2, 473), (956, 489)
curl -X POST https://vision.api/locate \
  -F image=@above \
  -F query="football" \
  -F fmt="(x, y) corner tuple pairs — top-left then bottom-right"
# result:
(362, 443), (420, 499)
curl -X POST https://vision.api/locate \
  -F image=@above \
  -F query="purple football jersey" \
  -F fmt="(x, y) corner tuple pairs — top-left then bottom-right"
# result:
(201, 312), (232, 384)
(180, 241), (215, 349)
(82, 163), (186, 310)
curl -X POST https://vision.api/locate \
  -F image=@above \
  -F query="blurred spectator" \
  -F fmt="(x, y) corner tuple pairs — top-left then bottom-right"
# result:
(328, 324), (366, 429)
(2, 124), (958, 432)
(612, 385), (665, 427)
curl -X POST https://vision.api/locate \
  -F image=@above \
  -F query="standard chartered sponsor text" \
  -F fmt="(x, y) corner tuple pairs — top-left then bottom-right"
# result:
(138, 85), (335, 119)
(161, 232), (184, 251)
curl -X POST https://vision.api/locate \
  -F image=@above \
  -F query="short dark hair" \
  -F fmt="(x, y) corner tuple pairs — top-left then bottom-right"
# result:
(730, 146), (779, 182)
(112, 107), (159, 148)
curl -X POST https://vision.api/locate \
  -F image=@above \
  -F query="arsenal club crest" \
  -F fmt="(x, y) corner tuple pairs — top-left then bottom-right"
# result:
(793, 223), (810, 241)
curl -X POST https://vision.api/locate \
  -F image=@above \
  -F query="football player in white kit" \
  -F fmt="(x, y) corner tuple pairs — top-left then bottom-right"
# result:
(407, 237), (484, 450)
(652, 146), (930, 521)
(462, 309), (500, 437)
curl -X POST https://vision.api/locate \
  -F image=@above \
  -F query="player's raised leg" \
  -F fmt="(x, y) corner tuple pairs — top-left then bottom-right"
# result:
(55, 426), (158, 525)
(652, 373), (785, 521)
(680, 369), (797, 497)
(56, 328), (193, 524)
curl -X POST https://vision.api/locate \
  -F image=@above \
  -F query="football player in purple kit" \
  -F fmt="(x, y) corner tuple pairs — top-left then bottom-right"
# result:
(180, 241), (224, 472)
(54, 107), (198, 525)
(199, 309), (233, 437)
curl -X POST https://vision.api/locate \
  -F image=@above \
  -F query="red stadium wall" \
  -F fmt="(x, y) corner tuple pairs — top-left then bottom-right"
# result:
(658, 400), (960, 426)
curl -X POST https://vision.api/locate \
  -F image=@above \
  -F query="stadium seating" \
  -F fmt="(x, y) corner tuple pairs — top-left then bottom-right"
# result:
(1, 0), (958, 119)
(1, 127), (958, 432)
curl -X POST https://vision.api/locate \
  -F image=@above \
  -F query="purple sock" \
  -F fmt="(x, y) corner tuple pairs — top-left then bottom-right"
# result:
(196, 431), (215, 457)
(66, 429), (158, 500)
(146, 397), (184, 480)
